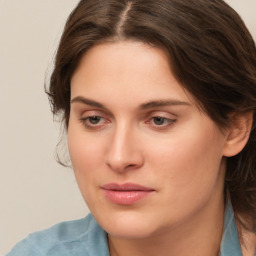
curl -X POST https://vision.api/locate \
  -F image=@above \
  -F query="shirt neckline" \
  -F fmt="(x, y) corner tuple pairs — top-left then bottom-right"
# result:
(219, 201), (242, 256)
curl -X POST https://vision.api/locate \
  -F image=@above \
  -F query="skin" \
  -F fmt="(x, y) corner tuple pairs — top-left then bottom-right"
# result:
(68, 41), (243, 256)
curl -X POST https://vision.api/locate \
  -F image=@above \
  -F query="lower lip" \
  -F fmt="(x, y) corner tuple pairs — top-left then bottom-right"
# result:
(103, 190), (153, 205)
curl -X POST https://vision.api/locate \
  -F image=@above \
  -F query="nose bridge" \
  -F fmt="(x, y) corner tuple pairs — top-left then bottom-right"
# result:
(106, 120), (143, 172)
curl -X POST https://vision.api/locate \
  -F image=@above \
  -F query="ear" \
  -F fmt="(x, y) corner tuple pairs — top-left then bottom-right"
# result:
(223, 112), (253, 157)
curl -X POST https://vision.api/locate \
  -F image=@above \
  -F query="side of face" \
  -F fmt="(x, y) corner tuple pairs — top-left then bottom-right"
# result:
(68, 41), (237, 239)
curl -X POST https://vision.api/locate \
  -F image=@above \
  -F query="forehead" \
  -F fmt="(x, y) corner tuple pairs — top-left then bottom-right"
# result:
(71, 41), (195, 107)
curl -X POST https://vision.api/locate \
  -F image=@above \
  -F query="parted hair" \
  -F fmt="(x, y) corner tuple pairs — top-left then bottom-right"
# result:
(47, 0), (256, 232)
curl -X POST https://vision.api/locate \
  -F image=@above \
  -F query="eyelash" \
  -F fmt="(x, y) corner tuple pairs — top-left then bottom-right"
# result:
(146, 116), (177, 130)
(79, 114), (177, 130)
(79, 116), (109, 130)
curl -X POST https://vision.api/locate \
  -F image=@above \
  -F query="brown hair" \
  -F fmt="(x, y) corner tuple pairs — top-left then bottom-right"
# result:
(47, 0), (256, 231)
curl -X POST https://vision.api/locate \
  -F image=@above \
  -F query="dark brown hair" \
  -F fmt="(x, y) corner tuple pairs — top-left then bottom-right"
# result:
(47, 0), (256, 231)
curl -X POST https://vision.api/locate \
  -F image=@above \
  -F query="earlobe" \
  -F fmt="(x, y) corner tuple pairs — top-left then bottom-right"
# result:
(223, 112), (253, 157)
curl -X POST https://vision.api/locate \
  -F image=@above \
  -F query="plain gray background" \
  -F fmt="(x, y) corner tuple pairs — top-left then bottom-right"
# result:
(0, 0), (255, 254)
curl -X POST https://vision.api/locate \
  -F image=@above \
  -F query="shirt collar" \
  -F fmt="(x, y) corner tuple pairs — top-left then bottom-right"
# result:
(219, 201), (242, 256)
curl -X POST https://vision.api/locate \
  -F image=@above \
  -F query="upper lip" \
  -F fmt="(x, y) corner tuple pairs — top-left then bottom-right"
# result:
(101, 183), (154, 191)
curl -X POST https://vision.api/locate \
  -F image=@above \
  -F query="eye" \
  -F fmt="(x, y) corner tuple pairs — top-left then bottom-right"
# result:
(146, 115), (176, 130)
(80, 115), (109, 129)
(87, 116), (102, 124)
(152, 117), (167, 126)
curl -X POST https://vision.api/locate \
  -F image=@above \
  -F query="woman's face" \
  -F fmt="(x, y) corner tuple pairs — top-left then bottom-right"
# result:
(68, 41), (227, 239)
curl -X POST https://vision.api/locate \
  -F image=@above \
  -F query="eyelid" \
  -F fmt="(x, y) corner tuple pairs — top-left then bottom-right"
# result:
(145, 110), (177, 119)
(80, 109), (103, 117)
(144, 111), (177, 129)
(79, 108), (114, 120)
(74, 104), (113, 118)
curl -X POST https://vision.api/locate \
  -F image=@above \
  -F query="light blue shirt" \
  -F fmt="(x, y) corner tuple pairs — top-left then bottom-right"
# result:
(220, 202), (242, 256)
(6, 203), (242, 256)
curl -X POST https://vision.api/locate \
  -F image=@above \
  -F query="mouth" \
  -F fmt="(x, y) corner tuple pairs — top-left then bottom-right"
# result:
(101, 183), (155, 205)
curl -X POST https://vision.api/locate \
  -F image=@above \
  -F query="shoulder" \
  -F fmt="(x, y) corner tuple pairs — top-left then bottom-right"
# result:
(6, 214), (109, 256)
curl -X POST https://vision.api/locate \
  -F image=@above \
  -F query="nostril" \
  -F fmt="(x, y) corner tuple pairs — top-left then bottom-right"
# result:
(124, 164), (138, 170)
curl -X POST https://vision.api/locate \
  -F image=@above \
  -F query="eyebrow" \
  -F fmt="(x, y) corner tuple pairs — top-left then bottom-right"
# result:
(71, 96), (105, 108)
(139, 99), (190, 109)
(70, 96), (190, 109)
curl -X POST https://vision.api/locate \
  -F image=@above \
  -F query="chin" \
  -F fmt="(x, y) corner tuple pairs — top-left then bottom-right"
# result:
(95, 210), (161, 239)
(107, 224), (156, 240)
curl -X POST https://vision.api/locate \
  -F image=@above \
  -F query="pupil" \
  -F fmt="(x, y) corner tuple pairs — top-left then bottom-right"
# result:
(154, 117), (164, 125)
(89, 116), (101, 124)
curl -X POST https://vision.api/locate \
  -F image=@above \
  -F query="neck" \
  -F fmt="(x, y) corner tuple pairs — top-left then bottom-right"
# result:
(108, 195), (225, 256)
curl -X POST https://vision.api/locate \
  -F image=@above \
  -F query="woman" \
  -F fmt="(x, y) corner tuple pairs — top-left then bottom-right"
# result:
(7, 0), (256, 255)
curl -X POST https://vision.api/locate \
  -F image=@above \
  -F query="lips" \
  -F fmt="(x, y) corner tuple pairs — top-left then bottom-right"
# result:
(101, 183), (155, 205)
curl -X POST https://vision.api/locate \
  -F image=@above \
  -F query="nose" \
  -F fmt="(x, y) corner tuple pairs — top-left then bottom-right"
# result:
(105, 123), (144, 173)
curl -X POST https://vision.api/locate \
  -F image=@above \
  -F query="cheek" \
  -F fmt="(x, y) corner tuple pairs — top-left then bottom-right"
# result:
(144, 127), (225, 223)
(147, 124), (225, 197)
(67, 128), (110, 212)
(67, 127), (106, 185)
